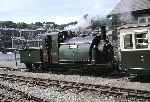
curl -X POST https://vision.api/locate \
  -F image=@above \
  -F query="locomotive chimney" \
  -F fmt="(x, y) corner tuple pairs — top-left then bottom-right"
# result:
(101, 26), (106, 40)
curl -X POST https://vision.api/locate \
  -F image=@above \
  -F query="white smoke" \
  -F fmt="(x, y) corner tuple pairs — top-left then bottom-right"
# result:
(77, 15), (91, 32)
(65, 14), (92, 32)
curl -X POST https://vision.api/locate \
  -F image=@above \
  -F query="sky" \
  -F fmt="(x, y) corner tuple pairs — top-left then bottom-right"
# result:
(0, 0), (120, 24)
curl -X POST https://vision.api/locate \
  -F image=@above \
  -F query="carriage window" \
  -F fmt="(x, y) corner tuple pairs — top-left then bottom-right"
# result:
(124, 34), (133, 49)
(135, 32), (148, 49)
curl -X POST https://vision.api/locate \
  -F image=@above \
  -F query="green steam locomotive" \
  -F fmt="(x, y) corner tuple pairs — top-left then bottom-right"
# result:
(20, 26), (117, 74)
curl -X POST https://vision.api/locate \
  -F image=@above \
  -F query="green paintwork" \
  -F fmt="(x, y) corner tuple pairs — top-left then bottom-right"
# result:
(121, 50), (150, 75)
(19, 48), (41, 63)
(50, 34), (58, 63)
(59, 44), (75, 61)
(77, 43), (91, 62)
(59, 43), (90, 63)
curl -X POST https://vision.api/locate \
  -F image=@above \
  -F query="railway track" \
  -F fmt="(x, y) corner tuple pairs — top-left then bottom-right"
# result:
(0, 69), (50, 102)
(0, 83), (45, 102)
(0, 73), (150, 101)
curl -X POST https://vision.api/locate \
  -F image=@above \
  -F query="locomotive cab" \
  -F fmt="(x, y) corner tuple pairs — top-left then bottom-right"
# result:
(119, 24), (150, 76)
(41, 32), (59, 64)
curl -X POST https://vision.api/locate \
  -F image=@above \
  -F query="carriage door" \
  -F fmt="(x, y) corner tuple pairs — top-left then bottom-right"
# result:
(133, 31), (150, 69)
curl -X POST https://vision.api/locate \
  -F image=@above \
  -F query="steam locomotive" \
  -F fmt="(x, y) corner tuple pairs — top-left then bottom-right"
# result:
(19, 26), (118, 74)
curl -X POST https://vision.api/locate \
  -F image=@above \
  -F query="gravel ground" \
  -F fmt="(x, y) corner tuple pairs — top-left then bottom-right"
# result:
(0, 76), (142, 102)
(0, 78), (114, 102)
(0, 69), (150, 92)
(0, 84), (29, 102)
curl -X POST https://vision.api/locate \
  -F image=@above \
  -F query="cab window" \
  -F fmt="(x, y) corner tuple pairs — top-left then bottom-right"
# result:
(135, 32), (148, 49)
(124, 34), (133, 49)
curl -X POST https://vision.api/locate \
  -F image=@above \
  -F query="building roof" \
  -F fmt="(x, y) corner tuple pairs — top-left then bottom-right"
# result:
(111, 0), (150, 14)
(118, 23), (150, 30)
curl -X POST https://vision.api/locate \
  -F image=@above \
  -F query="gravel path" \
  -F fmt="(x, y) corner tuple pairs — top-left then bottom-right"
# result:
(0, 69), (150, 92)
(0, 77), (121, 102)
(0, 74), (146, 102)
(0, 84), (30, 102)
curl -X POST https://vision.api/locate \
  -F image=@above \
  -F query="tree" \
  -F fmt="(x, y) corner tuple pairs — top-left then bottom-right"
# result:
(0, 21), (17, 28)
(35, 22), (43, 27)
(16, 22), (28, 29)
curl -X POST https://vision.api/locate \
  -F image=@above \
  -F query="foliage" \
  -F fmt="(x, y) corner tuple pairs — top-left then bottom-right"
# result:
(0, 20), (79, 31)
(0, 21), (17, 28)
(35, 22), (43, 27)
(16, 22), (28, 29)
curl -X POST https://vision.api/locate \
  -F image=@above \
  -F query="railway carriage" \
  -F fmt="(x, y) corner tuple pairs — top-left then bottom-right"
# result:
(119, 24), (150, 76)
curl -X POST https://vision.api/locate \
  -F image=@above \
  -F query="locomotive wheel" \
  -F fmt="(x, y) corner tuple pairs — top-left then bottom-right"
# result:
(32, 63), (42, 72)
(107, 62), (113, 69)
(25, 63), (33, 71)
